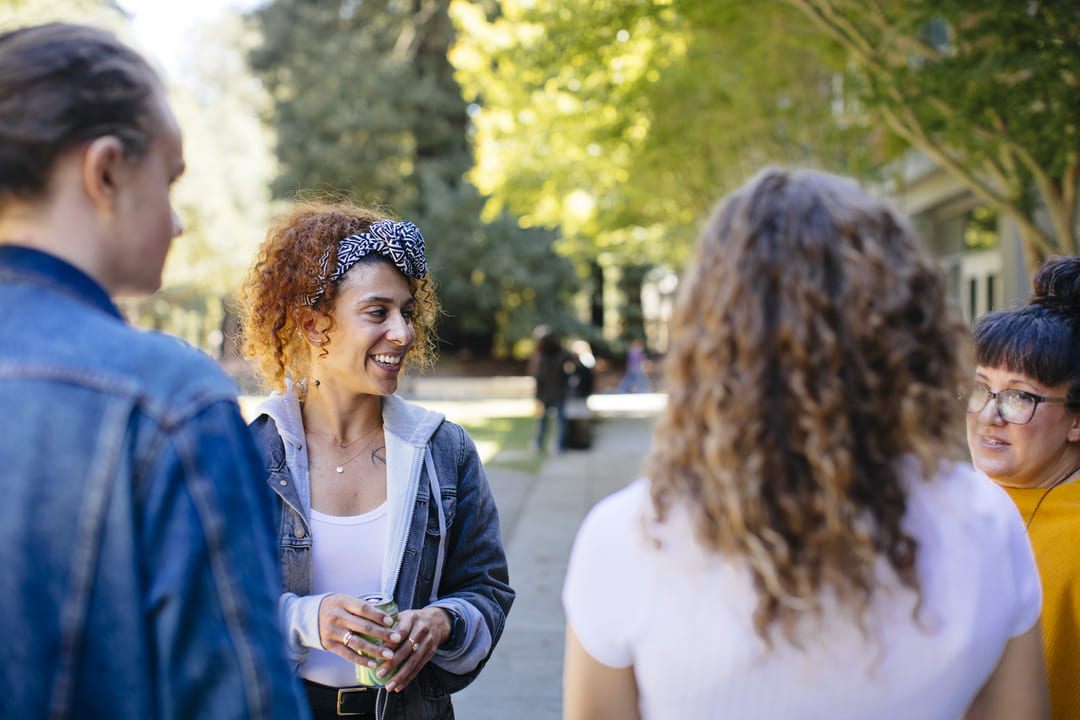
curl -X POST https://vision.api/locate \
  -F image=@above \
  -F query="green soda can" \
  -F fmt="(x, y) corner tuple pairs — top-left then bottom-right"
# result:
(354, 593), (401, 687)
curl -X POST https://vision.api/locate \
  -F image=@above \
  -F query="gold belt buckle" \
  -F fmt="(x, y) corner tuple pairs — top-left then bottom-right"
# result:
(336, 686), (371, 716)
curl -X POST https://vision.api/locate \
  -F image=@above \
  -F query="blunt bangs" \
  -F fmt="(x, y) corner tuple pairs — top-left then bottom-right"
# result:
(973, 307), (1077, 388)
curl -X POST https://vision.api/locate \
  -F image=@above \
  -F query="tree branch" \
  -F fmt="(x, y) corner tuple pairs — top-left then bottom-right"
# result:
(878, 103), (1058, 257)
(1062, 157), (1079, 255)
(862, 1), (941, 61)
(790, 2), (1071, 258)
(990, 110), (1076, 253)
(785, 0), (876, 62)
(393, 0), (449, 57)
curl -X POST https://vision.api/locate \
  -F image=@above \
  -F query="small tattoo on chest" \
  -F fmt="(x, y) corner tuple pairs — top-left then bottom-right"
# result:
(371, 446), (386, 466)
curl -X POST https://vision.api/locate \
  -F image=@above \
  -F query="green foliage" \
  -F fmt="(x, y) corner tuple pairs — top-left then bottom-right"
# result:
(964, 206), (999, 250)
(451, 0), (880, 268)
(164, 14), (279, 294)
(786, 0), (1080, 265)
(457, 412), (545, 473)
(454, 0), (1080, 274)
(122, 12), (280, 355)
(249, 0), (579, 355)
(0, 0), (124, 31)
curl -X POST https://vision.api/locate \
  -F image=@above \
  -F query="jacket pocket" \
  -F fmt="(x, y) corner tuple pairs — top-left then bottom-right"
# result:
(418, 484), (457, 588)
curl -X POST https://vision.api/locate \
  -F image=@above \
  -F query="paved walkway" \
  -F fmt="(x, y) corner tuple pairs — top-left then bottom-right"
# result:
(453, 404), (661, 719)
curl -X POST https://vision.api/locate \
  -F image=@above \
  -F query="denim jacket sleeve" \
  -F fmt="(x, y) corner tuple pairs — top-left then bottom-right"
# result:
(140, 399), (310, 719)
(422, 423), (514, 688)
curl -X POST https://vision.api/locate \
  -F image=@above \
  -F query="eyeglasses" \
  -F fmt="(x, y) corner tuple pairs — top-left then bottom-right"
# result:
(966, 382), (1067, 425)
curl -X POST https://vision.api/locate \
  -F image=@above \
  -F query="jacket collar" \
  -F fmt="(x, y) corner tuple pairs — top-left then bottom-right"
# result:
(256, 386), (446, 449)
(255, 383), (307, 450)
(0, 245), (121, 321)
(382, 393), (445, 446)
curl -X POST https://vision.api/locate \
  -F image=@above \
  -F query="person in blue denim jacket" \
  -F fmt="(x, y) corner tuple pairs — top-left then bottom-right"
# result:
(0, 23), (310, 720)
(239, 201), (514, 719)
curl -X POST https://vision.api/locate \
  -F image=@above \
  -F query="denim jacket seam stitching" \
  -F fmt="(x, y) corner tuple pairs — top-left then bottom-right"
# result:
(175, 429), (270, 716)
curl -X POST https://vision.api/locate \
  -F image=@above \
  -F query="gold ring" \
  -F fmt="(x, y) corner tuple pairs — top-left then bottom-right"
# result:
(411, 638), (419, 652)
(343, 630), (353, 648)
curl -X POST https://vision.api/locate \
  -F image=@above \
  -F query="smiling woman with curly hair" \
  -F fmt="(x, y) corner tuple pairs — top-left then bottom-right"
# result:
(238, 199), (513, 720)
(562, 168), (1049, 720)
(241, 201), (440, 396)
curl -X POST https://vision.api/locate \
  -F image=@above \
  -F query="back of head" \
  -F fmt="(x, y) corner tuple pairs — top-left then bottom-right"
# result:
(973, 255), (1080, 412)
(0, 22), (159, 205)
(537, 331), (563, 355)
(648, 167), (967, 643)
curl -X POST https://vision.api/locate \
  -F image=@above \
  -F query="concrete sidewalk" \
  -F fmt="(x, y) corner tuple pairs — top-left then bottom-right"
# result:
(453, 407), (660, 719)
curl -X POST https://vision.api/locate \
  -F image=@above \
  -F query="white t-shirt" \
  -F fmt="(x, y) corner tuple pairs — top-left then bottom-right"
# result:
(562, 462), (1041, 720)
(300, 503), (388, 688)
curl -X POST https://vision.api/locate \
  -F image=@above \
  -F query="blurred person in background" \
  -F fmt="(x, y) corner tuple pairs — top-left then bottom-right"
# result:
(567, 339), (595, 399)
(0, 23), (307, 718)
(967, 255), (1080, 720)
(240, 201), (513, 719)
(562, 168), (1048, 720)
(616, 337), (651, 393)
(529, 325), (574, 453)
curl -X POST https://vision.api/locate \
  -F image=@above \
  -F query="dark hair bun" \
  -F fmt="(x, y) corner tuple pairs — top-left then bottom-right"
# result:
(1032, 256), (1080, 318)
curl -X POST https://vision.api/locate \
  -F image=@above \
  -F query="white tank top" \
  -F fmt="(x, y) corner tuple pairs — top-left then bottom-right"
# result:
(300, 503), (388, 688)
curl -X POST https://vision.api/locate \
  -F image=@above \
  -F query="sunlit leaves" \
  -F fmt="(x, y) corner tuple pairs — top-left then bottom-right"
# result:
(451, 0), (873, 267)
(787, 0), (1080, 259)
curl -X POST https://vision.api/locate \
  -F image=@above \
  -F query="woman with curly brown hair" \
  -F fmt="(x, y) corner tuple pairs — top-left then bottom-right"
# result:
(240, 200), (513, 719)
(561, 169), (1048, 719)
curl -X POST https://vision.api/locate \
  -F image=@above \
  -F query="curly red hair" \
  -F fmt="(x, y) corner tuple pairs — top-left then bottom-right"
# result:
(239, 200), (439, 394)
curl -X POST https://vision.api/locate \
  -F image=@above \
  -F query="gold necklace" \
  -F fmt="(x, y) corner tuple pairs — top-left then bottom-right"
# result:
(311, 419), (383, 450)
(1025, 463), (1080, 530)
(307, 422), (384, 474)
(331, 437), (382, 473)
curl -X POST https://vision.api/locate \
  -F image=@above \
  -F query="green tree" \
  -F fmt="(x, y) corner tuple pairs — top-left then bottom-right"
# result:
(454, 0), (1080, 275)
(121, 12), (280, 358)
(451, 0), (875, 270)
(248, 0), (578, 355)
(785, 0), (1080, 271)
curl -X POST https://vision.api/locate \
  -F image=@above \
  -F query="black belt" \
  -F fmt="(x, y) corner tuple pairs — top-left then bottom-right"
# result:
(303, 679), (378, 718)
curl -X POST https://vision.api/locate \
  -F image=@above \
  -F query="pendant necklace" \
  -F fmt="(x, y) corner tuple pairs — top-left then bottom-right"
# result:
(330, 423), (384, 474)
(309, 417), (383, 450)
(1024, 462), (1080, 530)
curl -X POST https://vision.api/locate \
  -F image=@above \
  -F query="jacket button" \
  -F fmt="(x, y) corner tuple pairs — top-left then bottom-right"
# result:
(279, 480), (287, 486)
(294, 527), (306, 539)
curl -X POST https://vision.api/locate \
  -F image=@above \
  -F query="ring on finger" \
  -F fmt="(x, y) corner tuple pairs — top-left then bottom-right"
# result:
(410, 637), (420, 652)
(343, 630), (354, 648)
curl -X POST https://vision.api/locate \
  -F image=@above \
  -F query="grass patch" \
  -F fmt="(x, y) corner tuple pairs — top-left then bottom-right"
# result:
(424, 399), (545, 475)
(455, 414), (546, 475)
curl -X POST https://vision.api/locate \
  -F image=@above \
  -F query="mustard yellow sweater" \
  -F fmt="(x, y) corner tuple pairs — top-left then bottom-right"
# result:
(1007, 481), (1080, 720)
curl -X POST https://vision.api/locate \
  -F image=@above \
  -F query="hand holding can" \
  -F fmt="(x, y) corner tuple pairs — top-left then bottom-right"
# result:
(353, 593), (401, 687)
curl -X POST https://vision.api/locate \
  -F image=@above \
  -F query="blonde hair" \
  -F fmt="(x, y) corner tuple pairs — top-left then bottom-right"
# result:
(647, 168), (969, 645)
(239, 199), (439, 394)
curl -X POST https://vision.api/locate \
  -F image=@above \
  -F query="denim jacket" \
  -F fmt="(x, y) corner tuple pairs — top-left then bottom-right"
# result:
(0, 247), (310, 719)
(251, 390), (514, 720)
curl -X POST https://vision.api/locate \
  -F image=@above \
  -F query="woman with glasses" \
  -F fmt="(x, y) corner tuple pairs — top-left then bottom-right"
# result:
(562, 168), (1049, 719)
(967, 255), (1080, 720)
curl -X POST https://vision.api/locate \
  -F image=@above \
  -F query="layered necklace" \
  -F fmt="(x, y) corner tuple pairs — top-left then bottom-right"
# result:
(310, 421), (384, 474)
(1024, 462), (1080, 530)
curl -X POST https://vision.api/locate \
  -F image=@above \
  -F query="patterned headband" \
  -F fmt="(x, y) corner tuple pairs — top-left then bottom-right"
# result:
(305, 220), (428, 306)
